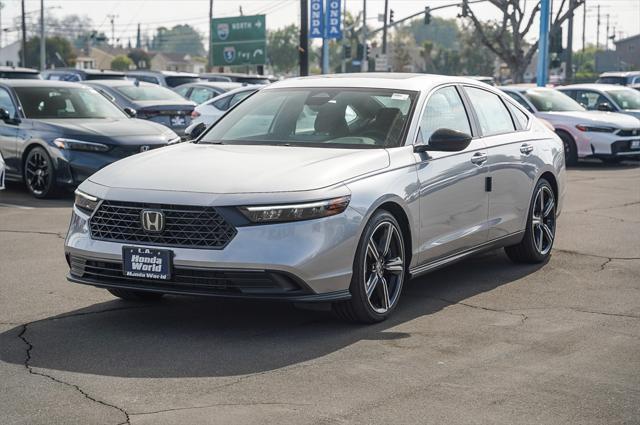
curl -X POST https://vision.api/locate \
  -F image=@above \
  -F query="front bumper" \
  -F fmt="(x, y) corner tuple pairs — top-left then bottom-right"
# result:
(65, 204), (363, 301)
(574, 132), (640, 159)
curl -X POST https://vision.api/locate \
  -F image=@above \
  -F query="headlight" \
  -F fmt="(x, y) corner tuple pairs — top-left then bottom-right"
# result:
(74, 190), (99, 215)
(54, 138), (110, 152)
(575, 124), (616, 133)
(239, 196), (351, 223)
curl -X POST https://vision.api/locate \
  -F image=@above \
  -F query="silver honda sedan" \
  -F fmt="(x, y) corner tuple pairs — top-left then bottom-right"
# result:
(65, 74), (565, 323)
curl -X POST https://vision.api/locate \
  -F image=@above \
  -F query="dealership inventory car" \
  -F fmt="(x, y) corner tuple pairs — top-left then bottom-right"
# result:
(188, 85), (259, 130)
(65, 73), (565, 323)
(0, 66), (41, 79)
(557, 84), (640, 120)
(126, 70), (200, 88)
(43, 68), (126, 81)
(84, 80), (196, 136)
(0, 80), (180, 198)
(0, 151), (5, 190)
(173, 81), (243, 104)
(200, 72), (270, 85)
(501, 86), (640, 164)
(596, 71), (640, 87)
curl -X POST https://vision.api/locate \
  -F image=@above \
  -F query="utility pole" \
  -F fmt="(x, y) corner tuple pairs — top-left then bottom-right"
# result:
(595, 4), (600, 49)
(299, 0), (309, 76)
(536, 0), (551, 86)
(0, 1), (4, 49)
(605, 13), (609, 50)
(208, 0), (213, 71)
(322, 0), (329, 74)
(40, 0), (45, 70)
(382, 0), (389, 55)
(107, 14), (117, 47)
(361, 0), (367, 72)
(20, 0), (26, 67)
(582, 0), (586, 52)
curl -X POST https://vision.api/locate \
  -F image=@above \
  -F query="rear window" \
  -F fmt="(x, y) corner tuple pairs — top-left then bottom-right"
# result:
(115, 84), (187, 101)
(164, 76), (200, 88)
(85, 74), (126, 80)
(597, 76), (627, 85)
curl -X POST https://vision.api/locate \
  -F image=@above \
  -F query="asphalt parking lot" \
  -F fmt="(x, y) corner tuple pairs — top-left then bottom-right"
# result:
(1, 161), (639, 425)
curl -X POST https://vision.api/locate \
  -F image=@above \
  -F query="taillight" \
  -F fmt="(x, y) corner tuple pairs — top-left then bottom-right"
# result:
(191, 110), (201, 118)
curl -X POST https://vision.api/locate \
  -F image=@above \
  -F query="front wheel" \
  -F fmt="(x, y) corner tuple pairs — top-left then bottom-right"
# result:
(556, 131), (578, 167)
(505, 178), (557, 264)
(24, 146), (57, 198)
(333, 210), (406, 323)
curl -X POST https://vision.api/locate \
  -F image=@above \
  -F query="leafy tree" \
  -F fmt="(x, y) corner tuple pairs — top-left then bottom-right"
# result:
(267, 25), (299, 75)
(20, 36), (76, 68)
(152, 25), (205, 56)
(111, 55), (134, 71)
(128, 49), (152, 69)
(463, 0), (584, 83)
(409, 17), (459, 50)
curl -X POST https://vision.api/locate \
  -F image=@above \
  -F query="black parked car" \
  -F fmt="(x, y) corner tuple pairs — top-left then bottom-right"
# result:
(0, 80), (180, 198)
(42, 68), (126, 82)
(0, 66), (41, 79)
(83, 80), (196, 136)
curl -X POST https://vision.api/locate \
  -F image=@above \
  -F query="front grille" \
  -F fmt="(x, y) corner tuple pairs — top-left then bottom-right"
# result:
(90, 201), (237, 249)
(616, 128), (640, 137)
(69, 256), (303, 295)
(110, 143), (166, 158)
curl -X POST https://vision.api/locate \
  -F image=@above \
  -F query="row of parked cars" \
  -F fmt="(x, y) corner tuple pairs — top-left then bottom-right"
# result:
(0, 65), (638, 198)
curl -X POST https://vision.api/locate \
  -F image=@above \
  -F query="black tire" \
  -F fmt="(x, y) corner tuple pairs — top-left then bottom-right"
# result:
(108, 288), (164, 302)
(505, 178), (557, 264)
(556, 131), (578, 167)
(23, 146), (57, 198)
(333, 210), (407, 323)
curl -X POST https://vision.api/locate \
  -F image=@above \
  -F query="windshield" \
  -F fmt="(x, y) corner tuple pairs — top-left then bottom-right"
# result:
(607, 89), (640, 110)
(15, 86), (126, 119)
(164, 76), (200, 87)
(115, 84), (187, 101)
(199, 88), (418, 148)
(524, 89), (584, 112)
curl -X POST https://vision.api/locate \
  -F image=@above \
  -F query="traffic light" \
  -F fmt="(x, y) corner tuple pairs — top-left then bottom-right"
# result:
(357, 43), (364, 60)
(344, 45), (352, 59)
(389, 9), (395, 24)
(366, 44), (371, 59)
(461, 3), (469, 18)
(550, 27), (563, 56)
(424, 6), (431, 25)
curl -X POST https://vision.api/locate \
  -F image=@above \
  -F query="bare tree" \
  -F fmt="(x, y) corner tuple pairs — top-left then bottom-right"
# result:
(463, 0), (583, 82)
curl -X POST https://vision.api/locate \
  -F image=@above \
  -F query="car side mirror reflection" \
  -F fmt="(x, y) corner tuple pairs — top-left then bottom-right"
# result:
(596, 102), (613, 112)
(123, 107), (137, 118)
(414, 128), (472, 153)
(185, 122), (206, 140)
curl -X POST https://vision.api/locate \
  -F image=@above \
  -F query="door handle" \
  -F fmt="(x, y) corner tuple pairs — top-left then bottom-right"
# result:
(520, 143), (534, 155)
(470, 152), (488, 165)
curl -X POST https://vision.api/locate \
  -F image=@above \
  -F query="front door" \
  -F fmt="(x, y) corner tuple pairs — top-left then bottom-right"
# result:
(0, 87), (19, 176)
(415, 85), (490, 264)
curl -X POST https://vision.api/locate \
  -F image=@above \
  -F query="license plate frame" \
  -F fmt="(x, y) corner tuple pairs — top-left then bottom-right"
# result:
(122, 246), (172, 280)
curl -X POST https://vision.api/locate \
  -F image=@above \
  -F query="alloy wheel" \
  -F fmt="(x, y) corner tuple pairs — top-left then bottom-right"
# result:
(25, 150), (51, 196)
(363, 221), (405, 314)
(531, 185), (556, 256)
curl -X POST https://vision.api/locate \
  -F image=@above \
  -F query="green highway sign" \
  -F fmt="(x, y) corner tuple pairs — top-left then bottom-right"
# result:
(211, 14), (266, 66)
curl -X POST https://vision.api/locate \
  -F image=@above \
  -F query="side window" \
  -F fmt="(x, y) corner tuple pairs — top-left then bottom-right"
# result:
(190, 87), (216, 104)
(574, 90), (608, 110)
(504, 91), (534, 113)
(465, 87), (515, 136)
(505, 102), (529, 130)
(0, 88), (16, 117)
(418, 86), (471, 143)
(228, 91), (253, 109)
(213, 96), (231, 110)
(174, 86), (190, 97)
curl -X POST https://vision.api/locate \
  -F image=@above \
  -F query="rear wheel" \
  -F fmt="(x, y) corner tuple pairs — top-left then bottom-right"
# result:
(108, 288), (164, 302)
(333, 210), (406, 323)
(505, 178), (556, 264)
(24, 147), (57, 198)
(556, 131), (577, 167)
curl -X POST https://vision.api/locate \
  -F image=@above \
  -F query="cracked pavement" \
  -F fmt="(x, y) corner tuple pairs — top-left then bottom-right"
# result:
(1, 161), (639, 424)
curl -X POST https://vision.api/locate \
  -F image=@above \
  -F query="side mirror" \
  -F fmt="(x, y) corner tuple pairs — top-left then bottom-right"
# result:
(123, 107), (137, 118)
(597, 102), (613, 112)
(414, 128), (472, 153)
(185, 122), (206, 140)
(0, 108), (11, 121)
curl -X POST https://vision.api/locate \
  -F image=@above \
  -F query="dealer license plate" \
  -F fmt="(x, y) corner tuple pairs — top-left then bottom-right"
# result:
(122, 246), (172, 280)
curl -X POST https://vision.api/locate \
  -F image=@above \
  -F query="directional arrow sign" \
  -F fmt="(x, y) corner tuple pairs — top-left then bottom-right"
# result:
(211, 14), (266, 66)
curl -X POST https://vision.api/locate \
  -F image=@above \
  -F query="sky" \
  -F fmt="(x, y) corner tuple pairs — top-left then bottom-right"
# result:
(1, 0), (639, 51)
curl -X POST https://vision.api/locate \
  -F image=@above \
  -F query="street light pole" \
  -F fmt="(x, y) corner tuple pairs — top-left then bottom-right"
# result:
(536, 0), (551, 86)
(300, 0), (309, 76)
(361, 0), (367, 72)
(40, 0), (45, 70)
(322, 0), (329, 74)
(20, 0), (26, 67)
(382, 0), (388, 55)
(566, 0), (575, 84)
(208, 0), (213, 71)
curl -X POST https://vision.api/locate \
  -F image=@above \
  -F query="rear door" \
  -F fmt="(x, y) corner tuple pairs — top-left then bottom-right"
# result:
(463, 85), (535, 241)
(0, 87), (19, 176)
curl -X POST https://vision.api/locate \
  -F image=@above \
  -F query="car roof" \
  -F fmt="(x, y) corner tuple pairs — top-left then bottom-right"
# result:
(46, 68), (124, 76)
(201, 72), (268, 78)
(127, 70), (199, 77)
(558, 83), (637, 91)
(0, 79), (89, 88)
(599, 71), (640, 77)
(83, 79), (158, 88)
(264, 73), (487, 92)
(0, 66), (40, 74)
(180, 81), (244, 90)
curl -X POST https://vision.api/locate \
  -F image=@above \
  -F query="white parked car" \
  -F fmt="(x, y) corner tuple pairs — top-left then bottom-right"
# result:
(501, 86), (640, 164)
(557, 84), (640, 121)
(188, 86), (260, 129)
(0, 152), (5, 190)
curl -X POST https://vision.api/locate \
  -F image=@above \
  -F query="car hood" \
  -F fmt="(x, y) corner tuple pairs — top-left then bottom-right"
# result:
(539, 110), (640, 128)
(88, 143), (390, 193)
(34, 118), (177, 144)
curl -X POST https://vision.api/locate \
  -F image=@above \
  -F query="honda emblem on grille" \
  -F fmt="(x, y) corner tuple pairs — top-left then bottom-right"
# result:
(141, 210), (165, 233)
